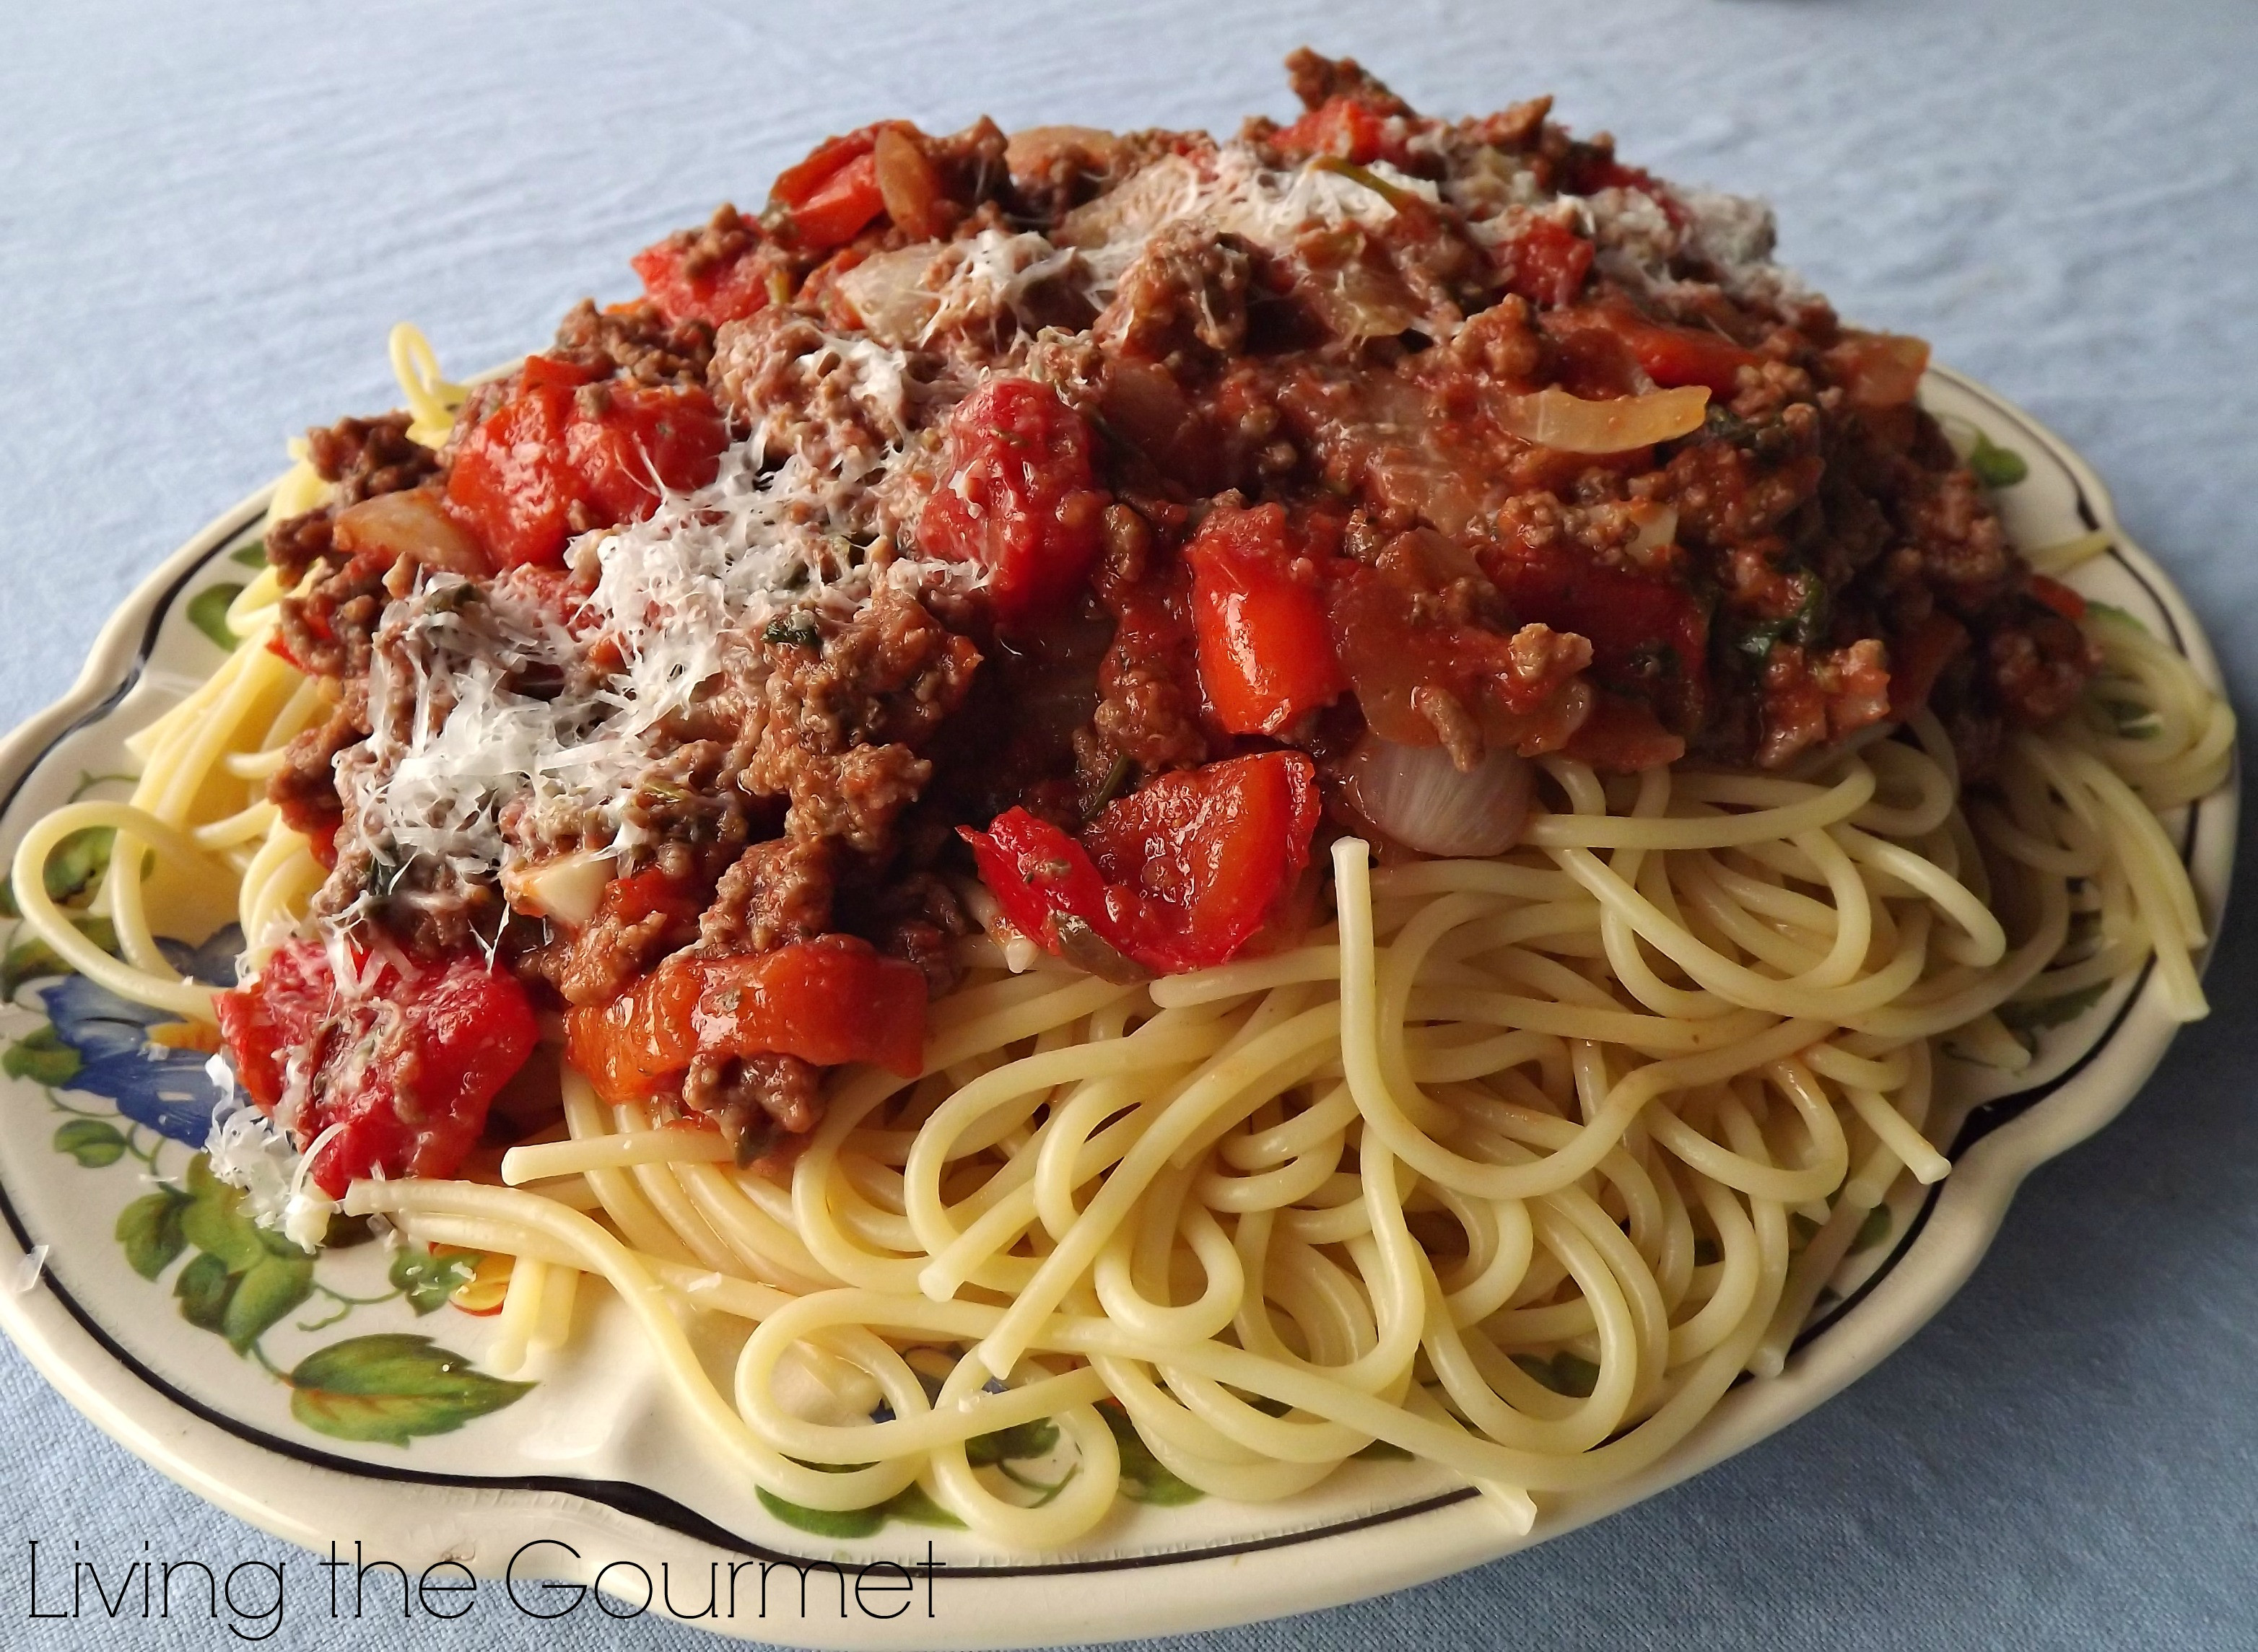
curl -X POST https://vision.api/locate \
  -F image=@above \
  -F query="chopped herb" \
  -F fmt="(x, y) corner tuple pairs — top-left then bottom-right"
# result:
(365, 855), (410, 903)
(1735, 580), (1824, 664)
(763, 613), (821, 649)
(1849, 1205), (1893, 1254)
(1512, 1350), (1598, 1398)
(1310, 154), (1417, 211)
(2084, 600), (2146, 634)
(1996, 980), (2110, 1038)
(1702, 404), (1756, 446)
(1084, 753), (1134, 818)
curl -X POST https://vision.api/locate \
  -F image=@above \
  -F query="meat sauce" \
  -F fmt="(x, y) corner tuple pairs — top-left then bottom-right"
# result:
(225, 51), (2093, 1192)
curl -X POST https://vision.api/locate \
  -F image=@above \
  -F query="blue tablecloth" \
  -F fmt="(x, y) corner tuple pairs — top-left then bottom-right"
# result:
(4, 1), (2254, 1646)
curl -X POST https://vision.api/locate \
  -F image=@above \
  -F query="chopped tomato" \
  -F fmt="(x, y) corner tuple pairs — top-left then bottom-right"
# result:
(695, 938), (926, 1076)
(214, 940), (538, 1197)
(1887, 611), (1970, 718)
(564, 957), (702, 1102)
(1273, 96), (1405, 168)
(772, 129), (879, 209)
(444, 357), (728, 568)
(792, 152), (886, 250)
(1553, 299), (1759, 398)
(2028, 574), (2088, 625)
(1561, 693), (1687, 771)
(631, 238), (773, 328)
(1328, 554), (1593, 755)
(1186, 503), (1346, 735)
(1496, 215), (1594, 310)
(1484, 535), (1710, 729)
(918, 377), (1108, 626)
(564, 936), (927, 1103)
(961, 751), (1320, 976)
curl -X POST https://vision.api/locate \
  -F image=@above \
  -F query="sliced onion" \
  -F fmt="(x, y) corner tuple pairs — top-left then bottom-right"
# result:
(1490, 385), (1709, 453)
(1622, 500), (1679, 567)
(331, 489), (487, 575)
(834, 245), (943, 346)
(1343, 733), (1533, 858)
(1296, 227), (1420, 340)
(873, 126), (943, 241)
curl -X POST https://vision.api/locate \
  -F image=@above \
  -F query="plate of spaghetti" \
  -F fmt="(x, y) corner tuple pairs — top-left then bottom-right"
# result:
(0, 49), (2233, 1648)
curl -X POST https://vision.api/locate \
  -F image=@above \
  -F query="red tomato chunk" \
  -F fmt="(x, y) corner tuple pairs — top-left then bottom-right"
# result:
(214, 940), (538, 1198)
(962, 751), (1320, 976)
(1187, 504), (1347, 737)
(918, 377), (1108, 627)
(564, 935), (928, 1105)
(444, 355), (727, 568)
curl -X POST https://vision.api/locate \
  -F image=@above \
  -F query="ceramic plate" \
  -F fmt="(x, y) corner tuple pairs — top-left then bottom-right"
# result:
(0, 369), (2233, 1647)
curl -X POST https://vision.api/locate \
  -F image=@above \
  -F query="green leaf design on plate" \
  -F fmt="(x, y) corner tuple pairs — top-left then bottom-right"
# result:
(1512, 1350), (1599, 1399)
(9, 1026), (84, 1087)
(52, 1117), (124, 1167)
(230, 540), (270, 568)
(43, 826), (113, 905)
(757, 1479), (967, 1539)
(1, 916), (118, 1002)
(222, 1254), (314, 1352)
(1850, 1204), (1893, 1254)
(1997, 979), (2111, 1038)
(174, 1250), (236, 1334)
(2085, 600), (2146, 634)
(965, 1415), (1058, 1467)
(1099, 1402), (1202, 1505)
(0, 825), (116, 919)
(186, 585), (246, 651)
(1353, 1437), (1413, 1461)
(879, 1480), (966, 1529)
(287, 1334), (533, 1446)
(2095, 696), (2158, 739)
(1966, 429), (2029, 489)
(117, 1187), (193, 1279)
(180, 1155), (273, 1273)
(757, 1487), (887, 1539)
(388, 1245), (477, 1316)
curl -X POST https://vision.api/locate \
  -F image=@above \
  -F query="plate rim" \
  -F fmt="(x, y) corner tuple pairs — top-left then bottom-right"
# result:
(0, 367), (2234, 1648)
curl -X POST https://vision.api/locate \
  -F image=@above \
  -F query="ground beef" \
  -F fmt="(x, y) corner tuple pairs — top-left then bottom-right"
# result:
(1085, 592), (1208, 782)
(552, 296), (716, 388)
(1097, 222), (1254, 362)
(735, 587), (982, 851)
(698, 838), (834, 956)
(308, 413), (439, 507)
(1283, 46), (1412, 116)
(617, 738), (759, 883)
(707, 309), (928, 468)
(276, 552), (391, 679)
(839, 872), (972, 998)
(679, 1051), (821, 1164)
(266, 413), (443, 588)
(266, 680), (369, 847)
(1990, 605), (2103, 726)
